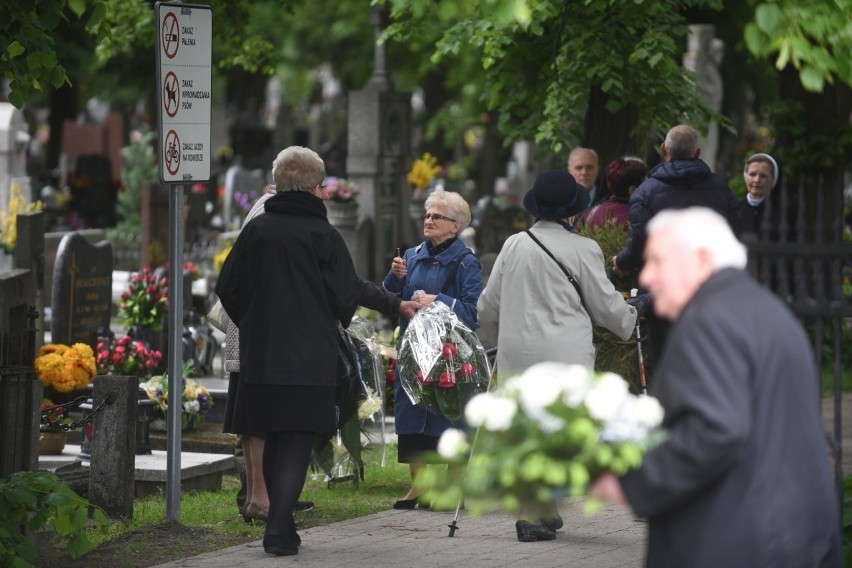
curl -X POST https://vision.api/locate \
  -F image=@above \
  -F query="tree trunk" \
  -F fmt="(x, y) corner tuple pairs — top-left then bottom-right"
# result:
(47, 84), (79, 172)
(583, 84), (644, 173)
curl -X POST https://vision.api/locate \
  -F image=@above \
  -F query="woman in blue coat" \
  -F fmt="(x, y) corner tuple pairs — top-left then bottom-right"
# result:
(383, 190), (483, 509)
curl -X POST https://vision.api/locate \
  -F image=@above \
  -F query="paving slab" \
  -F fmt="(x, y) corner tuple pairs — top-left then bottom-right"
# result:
(153, 498), (647, 568)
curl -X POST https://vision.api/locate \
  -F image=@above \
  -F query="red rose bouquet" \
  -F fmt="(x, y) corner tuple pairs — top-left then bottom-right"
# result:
(397, 302), (491, 425)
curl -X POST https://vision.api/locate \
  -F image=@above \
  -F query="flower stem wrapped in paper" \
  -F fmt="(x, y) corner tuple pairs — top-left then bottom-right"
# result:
(314, 316), (390, 483)
(397, 302), (491, 426)
(418, 362), (666, 514)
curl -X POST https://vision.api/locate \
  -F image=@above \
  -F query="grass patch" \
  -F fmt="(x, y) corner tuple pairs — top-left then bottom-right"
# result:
(91, 442), (408, 546)
(35, 442), (410, 567)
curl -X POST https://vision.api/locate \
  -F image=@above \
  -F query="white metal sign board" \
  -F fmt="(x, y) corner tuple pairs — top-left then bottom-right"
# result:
(156, 2), (212, 183)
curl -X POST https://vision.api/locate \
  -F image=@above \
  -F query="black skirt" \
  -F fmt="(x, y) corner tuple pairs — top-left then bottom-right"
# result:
(223, 371), (336, 435)
(397, 433), (442, 463)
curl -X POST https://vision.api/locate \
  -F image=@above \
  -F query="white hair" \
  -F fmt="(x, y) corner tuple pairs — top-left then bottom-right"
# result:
(647, 207), (747, 270)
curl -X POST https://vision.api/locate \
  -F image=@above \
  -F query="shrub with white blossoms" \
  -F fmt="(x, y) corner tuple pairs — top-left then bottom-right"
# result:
(419, 362), (666, 514)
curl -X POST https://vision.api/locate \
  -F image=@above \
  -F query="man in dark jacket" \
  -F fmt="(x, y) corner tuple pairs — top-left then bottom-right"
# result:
(612, 124), (739, 358)
(613, 124), (739, 276)
(592, 208), (842, 568)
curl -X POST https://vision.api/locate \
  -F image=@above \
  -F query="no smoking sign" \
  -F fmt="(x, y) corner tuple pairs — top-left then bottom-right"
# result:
(156, 2), (212, 184)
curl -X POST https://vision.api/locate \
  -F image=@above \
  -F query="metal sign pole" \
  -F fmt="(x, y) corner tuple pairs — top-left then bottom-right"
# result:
(155, 0), (212, 522)
(166, 185), (184, 521)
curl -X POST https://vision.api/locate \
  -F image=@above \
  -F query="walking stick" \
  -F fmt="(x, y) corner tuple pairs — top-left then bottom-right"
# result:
(631, 289), (648, 395)
(447, 347), (497, 537)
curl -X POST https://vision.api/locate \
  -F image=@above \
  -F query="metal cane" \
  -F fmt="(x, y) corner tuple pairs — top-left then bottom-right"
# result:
(631, 289), (649, 395)
(447, 347), (497, 537)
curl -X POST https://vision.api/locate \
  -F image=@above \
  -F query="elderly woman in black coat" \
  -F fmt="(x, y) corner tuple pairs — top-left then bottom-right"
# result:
(216, 146), (361, 557)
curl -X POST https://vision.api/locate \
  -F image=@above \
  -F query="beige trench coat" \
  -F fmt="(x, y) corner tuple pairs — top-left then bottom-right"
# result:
(477, 220), (636, 377)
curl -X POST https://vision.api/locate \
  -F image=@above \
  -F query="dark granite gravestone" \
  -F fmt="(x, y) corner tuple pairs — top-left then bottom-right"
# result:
(51, 233), (113, 346)
(0, 272), (40, 477)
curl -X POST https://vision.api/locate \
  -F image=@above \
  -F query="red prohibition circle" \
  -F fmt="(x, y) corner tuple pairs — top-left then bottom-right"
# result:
(162, 12), (179, 59)
(164, 130), (181, 175)
(163, 72), (180, 117)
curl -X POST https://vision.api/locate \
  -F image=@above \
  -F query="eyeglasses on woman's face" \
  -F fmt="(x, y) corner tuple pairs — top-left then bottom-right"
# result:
(421, 213), (456, 223)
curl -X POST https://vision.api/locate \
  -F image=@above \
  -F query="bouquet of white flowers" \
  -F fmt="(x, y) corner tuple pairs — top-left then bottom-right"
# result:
(418, 362), (666, 514)
(397, 302), (491, 425)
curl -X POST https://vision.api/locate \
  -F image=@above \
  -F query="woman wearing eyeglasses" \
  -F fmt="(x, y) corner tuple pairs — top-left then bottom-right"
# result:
(383, 189), (484, 510)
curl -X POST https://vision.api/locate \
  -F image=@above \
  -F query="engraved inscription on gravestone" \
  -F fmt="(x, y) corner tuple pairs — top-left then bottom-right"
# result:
(51, 233), (113, 346)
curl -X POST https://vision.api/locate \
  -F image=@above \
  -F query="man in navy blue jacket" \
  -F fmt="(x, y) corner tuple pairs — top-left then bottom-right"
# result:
(611, 124), (739, 358)
(612, 124), (739, 277)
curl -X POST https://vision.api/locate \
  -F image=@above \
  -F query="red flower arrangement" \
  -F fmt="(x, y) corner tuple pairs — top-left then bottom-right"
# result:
(398, 304), (491, 425)
(117, 266), (169, 332)
(96, 335), (163, 378)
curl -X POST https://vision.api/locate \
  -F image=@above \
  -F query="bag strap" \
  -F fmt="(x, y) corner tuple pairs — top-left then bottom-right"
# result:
(440, 250), (474, 294)
(525, 230), (589, 316)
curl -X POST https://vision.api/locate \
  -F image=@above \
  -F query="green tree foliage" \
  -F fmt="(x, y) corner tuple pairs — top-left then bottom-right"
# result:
(382, 0), (725, 154)
(115, 129), (157, 235)
(0, 471), (109, 566)
(744, 0), (852, 93)
(1, 0), (106, 108)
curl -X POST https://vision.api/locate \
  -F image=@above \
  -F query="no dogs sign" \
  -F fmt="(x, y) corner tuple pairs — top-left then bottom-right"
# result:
(156, 2), (212, 184)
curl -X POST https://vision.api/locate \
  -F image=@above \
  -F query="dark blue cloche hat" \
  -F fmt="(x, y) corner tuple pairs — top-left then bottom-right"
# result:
(523, 170), (590, 220)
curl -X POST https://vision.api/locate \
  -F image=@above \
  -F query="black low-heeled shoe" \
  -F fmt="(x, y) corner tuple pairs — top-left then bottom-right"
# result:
(263, 534), (299, 556)
(542, 514), (564, 532)
(287, 519), (301, 547)
(393, 498), (423, 509)
(515, 520), (556, 542)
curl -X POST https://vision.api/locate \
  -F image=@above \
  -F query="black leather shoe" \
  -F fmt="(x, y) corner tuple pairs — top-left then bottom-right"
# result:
(295, 500), (314, 512)
(516, 520), (556, 542)
(542, 514), (564, 532)
(287, 519), (301, 547)
(393, 498), (419, 509)
(263, 534), (298, 556)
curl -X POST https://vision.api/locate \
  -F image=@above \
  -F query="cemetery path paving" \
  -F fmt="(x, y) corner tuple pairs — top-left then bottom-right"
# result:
(153, 497), (647, 568)
(154, 394), (852, 568)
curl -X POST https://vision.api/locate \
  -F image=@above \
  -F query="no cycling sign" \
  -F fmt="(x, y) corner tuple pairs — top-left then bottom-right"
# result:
(156, 2), (212, 184)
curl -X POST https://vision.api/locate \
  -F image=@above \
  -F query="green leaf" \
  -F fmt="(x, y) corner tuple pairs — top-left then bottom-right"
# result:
(755, 3), (782, 34)
(7, 41), (25, 58)
(799, 65), (825, 92)
(595, 444), (614, 465)
(568, 462), (589, 492)
(69, 0), (87, 18)
(744, 23), (770, 55)
(776, 40), (791, 70)
(67, 531), (94, 559)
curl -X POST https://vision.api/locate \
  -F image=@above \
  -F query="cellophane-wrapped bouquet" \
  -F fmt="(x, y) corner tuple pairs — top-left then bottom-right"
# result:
(397, 302), (491, 425)
(418, 362), (666, 514)
(346, 316), (386, 425)
(313, 316), (389, 483)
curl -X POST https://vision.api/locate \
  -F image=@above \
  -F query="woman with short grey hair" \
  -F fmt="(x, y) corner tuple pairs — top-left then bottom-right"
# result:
(384, 189), (483, 510)
(216, 145), (361, 557)
(424, 189), (472, 230)
(272, 146), (326, 191)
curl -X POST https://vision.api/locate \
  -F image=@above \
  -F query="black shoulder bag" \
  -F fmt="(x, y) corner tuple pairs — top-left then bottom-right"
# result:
(335, 326), (366, 428)
(440, 250), (474, 294)
(525, 230), (589, 316)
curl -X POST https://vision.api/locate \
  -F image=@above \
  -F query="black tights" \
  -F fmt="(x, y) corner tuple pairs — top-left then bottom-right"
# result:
(262, 431), (314, 538)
